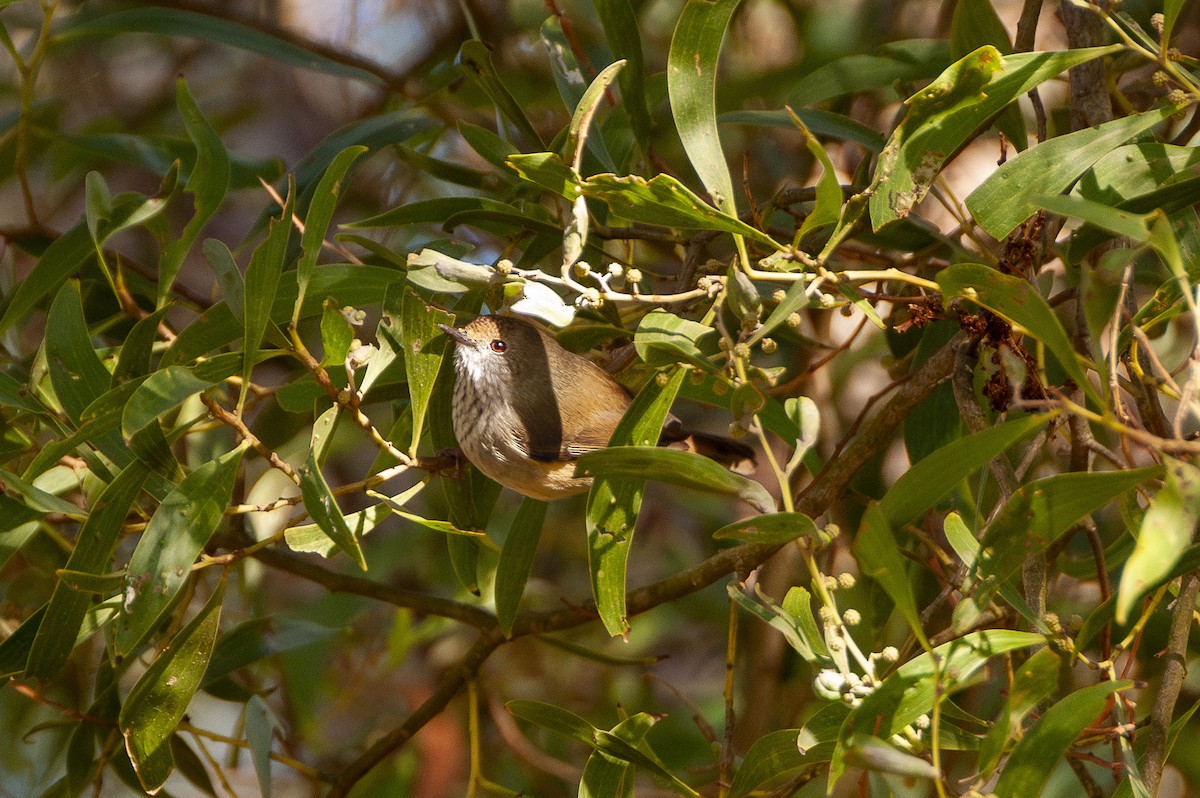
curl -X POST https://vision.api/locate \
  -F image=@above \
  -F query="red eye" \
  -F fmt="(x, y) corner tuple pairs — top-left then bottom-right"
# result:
(489, 339), (507, 353)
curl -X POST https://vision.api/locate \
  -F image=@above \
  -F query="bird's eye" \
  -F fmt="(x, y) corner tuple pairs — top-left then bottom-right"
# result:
(489, 339), (507, 353)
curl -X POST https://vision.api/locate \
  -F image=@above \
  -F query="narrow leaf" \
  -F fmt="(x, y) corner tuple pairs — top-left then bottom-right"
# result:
(399, 287), (454, 457)
(495, 498), (547, 637)
(668, 0), (741, 216)
(993, 681), (1131, 797)
(120, 581), (225, 794)
(967, 103), (1178, 239)
(26, 462), (150, 678)
(116, 446), (245, 654)
(975, 467), (1161, 599)
(938, 263), (1095, 401)
(577, 447), (774, 513)
(586, 369), (685, 638)
(1116, 456), (1200, 623)
(293, 145), (367, 322)
(160, 79), (231, 307)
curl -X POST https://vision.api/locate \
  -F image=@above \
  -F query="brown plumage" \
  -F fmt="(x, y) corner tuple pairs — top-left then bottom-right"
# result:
(440, 315), (754, 501)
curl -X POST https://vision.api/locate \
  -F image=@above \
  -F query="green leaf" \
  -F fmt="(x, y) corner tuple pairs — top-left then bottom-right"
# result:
(586, 370), (686, 638)
(966, 103), (1178, 239)
(1039, 193), (1153, 242)
(993, 681), (1131, 797)
(546, 23), (622, 173)
(45, 281), (112, 423)
(720, 109), (886, 152)
(242, 183), (295, 408)
(855, 504), (930, 649)
(507, 701), (699, 797)
(113, 306), (173, 385)
(594, 0), (651, 149)
(937, 263), (1095, 402)
(728, 582), (828, 663)
(0, 468), (84, 517)
(788, 39), (952, 105)
(869, 45), (1004, 229)
(0, 223), (92, 335)
(297, 445), (368, 571)
(121, 365), (220, 440)
(878, 413), (1053, 528)
(399, 287), (454, 458)
(163, 264), (406, 366)
(1116, 456), (1200, 623)
(0, 605), (46, 678)
(160, 79), (231, 307)
(829, 630), (1044, 788)
(457, 39), (544, 148)
(634, 310), (721, 370)
(59, 8), (384, 83)
(712, 512), (820, 544)
(116, 447), (245, 654)
(245, 694), (277, 798)
(974, 466), (1161, 600)
(25, 462), (150, 679)
(789, 110), (844, 247)
(294, 145), (367, 322)
(351, 196), (548, 229)
(284, 501), (392, 558)
(319, 300), (356, 368)
(577, 447), (774, 513)
(729, 709), (845, 798)
(870, 46), (1121, 230)
(581, 172), (781, 249)
(978, 646), (1061, 778)
(120, 580), (225, 794)
(668, 0), (741, 217)
(580, 712), (655, 798)
(495, 498), (547, 638)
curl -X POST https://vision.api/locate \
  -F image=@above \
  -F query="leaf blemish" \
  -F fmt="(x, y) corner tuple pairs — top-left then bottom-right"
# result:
(694, 53), (702, 76)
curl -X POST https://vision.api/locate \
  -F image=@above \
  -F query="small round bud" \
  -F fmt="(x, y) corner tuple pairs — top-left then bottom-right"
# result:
(1042, 612), (1063, 635)
(824, 575), (839, 592)
(772, 289), (787, 304)
(1153, 70), (1170, 86)
(607, 263), (624, 279)
(880, 646), (899, 663)
(1067, 614), (1084, 633)
(843, 609), (861, 626)
(655, 372), (670, 387)
(818, 606), (837, 624)
(819, 292), (836, 309)
(495, 259), (514, 276)
(913, 714), (931, 730)
(626, 268), (642, 283)
(838, 572), (856, 589)
(761, 337), (777, 354)
(786, 312), (802, 329)
(1150, 12), (1164, 34)
(573, 261), (591, 278)
(733, 343), (751, 359)
(1168, 88), (1188, 106)
(827, 637), (844, 652)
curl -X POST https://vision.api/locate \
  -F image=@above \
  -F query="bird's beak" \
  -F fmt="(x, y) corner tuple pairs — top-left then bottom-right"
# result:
(438, 323), (469, 345)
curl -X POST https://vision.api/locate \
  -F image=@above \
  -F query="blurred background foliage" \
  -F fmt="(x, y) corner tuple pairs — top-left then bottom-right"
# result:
(1, 0), (1199, 796)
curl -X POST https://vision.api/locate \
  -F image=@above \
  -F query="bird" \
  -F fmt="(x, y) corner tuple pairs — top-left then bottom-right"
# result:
(439, 314), (754, 501)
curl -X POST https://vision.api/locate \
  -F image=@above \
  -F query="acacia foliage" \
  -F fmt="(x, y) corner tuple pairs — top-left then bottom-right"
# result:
(1, 1), (1199, 796)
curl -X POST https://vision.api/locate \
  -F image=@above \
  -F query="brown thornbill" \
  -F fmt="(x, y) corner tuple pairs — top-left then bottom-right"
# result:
(439, 315), (755, 501)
